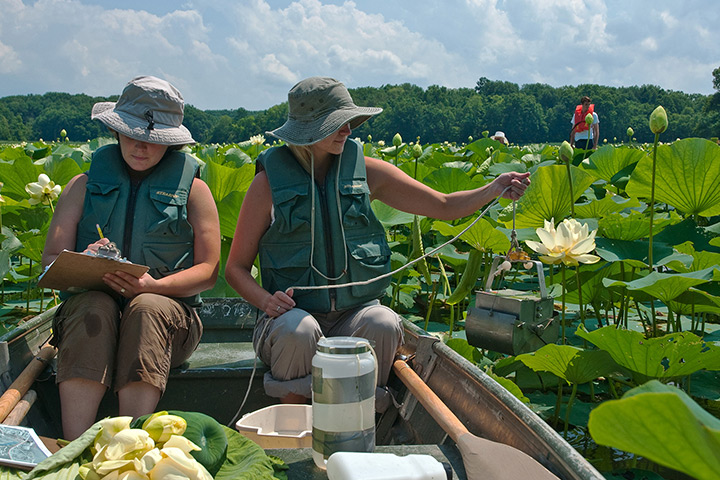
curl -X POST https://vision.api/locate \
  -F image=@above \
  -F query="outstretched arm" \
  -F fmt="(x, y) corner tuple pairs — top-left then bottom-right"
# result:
(225, 172), (296, 317)
(366, 157), (529, 220)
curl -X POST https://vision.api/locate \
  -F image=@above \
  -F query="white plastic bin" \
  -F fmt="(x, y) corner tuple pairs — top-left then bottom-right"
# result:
(235, 404), (312, 449)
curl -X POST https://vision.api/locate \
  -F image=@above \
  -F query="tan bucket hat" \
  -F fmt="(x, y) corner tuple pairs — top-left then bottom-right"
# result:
(91, 76), (195, 145)
(267, 77), (382, 145)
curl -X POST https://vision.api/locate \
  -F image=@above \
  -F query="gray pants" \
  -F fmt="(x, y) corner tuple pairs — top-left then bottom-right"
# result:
(253, 300), (403, 404)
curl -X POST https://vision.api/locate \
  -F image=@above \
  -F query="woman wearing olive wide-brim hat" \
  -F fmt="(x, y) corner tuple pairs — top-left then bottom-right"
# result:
(42, 76), (221, 440)
(225, 76), (529, 408)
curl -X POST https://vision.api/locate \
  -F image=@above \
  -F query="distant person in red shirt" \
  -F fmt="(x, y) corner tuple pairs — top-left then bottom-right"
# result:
(570, 96), (599, 149)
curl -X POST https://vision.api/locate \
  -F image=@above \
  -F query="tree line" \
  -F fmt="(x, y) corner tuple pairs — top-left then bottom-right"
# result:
(1, 76), (718, 146)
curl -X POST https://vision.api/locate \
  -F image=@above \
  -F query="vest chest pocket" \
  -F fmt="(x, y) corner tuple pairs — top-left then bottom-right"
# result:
(339, 181), (371, 227)
(272, 183), (311, 233)
(79, 182), (121, 247)
(148, 188), (189, 236)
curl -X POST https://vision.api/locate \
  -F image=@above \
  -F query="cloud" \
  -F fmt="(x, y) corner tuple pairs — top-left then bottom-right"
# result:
(0, 0), (718, 111)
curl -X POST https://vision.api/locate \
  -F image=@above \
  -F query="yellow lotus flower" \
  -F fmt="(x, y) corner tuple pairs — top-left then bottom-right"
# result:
(104, 429), (155, 461)
(95, 417), (134, 450)
(525, 218), (600, 266)
(25, 173), (61, 206)
(142, 413), (187, 444)
(148, 447), (213, 480)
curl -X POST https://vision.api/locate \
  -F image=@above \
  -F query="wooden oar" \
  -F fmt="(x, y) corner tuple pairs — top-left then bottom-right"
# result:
(393, 359), (559, 480)
(0, 345), (56, 423)
(3, 390), (38, 425)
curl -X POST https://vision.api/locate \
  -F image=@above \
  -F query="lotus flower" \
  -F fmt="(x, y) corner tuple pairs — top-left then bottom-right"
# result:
(142, 412), (187, 444)
(585, 113), (594, 126)
(392, 133), (402, 147)
(249, 134), (265, 146)
(95, 417), (134, 450)
(559, 141), (573, 163)
(525, 218), (600, 266)
(148, 447), (213, 480)
(627, 127), (634, 138)
(25, 173), (61, 206)
(649, 106), (668, 134)
(103, 429), (155, 461)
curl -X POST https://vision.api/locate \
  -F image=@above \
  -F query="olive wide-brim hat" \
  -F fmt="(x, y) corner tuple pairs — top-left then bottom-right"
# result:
(91, 75), (195, 146)
(267, 77), (382, 146)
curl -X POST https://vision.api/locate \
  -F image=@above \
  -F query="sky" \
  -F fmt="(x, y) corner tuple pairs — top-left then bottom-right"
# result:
(1, 0), (718, 112)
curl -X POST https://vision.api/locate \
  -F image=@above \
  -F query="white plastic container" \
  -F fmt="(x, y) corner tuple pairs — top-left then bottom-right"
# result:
(311, 336), (376, 469)
(326, 452), (452, 480)
(235, 404), (312, 449)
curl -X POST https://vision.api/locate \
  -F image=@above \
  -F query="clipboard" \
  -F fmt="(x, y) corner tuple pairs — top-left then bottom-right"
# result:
(38, 250), (149, 293)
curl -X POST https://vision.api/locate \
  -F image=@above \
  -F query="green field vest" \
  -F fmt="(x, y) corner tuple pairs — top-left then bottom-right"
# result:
(258, 139), (391, 312)
(74, 144), (201, 306)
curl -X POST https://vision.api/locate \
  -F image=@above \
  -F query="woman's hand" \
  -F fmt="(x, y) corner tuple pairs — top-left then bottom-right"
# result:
(263, 288), (295, 317)
(103, 271), (157, 298)
(493, 171), (530, 201)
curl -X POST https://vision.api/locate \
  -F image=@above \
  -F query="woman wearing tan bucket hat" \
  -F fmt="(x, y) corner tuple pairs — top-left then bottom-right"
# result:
(225, 77), (529, 408)
(42, 76), (221, 440)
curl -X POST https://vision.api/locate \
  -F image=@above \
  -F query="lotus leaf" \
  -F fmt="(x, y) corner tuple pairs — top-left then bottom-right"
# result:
(588, 380), (720, 480)
(602, 267), (716, 304)
(576, 326), (720, 380)
(509, 165), (595, 229)
(516, 344), (617, 385)
(580, 145), (644, 184)
(626, 138), (720, 217)
(433, 217), (510, 253)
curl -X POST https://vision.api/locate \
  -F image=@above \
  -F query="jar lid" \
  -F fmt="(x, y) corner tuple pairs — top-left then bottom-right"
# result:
(317, 336), (371, 354)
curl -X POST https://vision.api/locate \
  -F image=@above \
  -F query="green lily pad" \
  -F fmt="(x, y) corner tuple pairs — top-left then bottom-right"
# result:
(580, 144), (645, 184)
(576, 326), (720, 380)
(595, 237), (690, 269)
(602, 267), (716, 304)
(371, 200), (415, 228)
(574, 194), (640, 220)
(516, 344), (617, 385)
(506, 164), (595, 229)
(588, 380), (720, 480)
(433, 218), (510, 253)
(626, 138), (720, 217)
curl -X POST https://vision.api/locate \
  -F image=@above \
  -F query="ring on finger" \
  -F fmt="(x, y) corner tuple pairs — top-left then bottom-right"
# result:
(120, 288), (126, 294)
(276, 305), (281, 312)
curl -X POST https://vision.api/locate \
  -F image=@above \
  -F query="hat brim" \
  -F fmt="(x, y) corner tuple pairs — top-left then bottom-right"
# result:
(266, 106), (382, 146)
(91, 102), (195, 146)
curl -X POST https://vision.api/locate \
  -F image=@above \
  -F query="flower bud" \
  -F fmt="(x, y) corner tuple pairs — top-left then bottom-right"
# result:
(142, 413), (187, 444)
(524, 261), (534, 270)
(412, 143), (422, 158)
(626, 127), (634, 137)
(585, 113), (593, 126)
(367, 134), (372, 142)
(60, 129), (67, 138)
(392, 133), (402, 147)
(649, 106), (668, 134)
(559, 141), (573, 164)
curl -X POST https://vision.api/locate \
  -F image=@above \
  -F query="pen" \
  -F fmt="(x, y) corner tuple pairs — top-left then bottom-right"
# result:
(96, 224), (105, 239)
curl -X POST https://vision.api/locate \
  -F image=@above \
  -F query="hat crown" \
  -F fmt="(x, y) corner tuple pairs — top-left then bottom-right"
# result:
(115, 76), (185, 128)
(287, 77), (356, 122)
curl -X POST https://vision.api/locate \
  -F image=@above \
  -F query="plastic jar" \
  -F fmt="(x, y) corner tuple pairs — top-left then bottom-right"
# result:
(311, 336), (376, 469)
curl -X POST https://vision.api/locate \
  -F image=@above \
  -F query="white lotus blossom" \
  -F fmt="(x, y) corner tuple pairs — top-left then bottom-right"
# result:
(525, 218), (600, 266)
(25, 173), (61, 206)
(250, 134), (265, 146)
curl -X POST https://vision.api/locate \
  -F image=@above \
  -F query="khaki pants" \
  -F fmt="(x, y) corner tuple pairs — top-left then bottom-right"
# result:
(253, 300), (403, 401)
(52, 291), (202, 393)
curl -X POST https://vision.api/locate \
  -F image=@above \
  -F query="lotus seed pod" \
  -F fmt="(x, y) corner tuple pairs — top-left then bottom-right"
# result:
(482, 130), (489, 138)
(649, 106), (668, 134)
(585, 113), (593, 126)
(626, 127), (634, 137)
(559, 141), (573, 163)
(393, 133), (402, 147)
